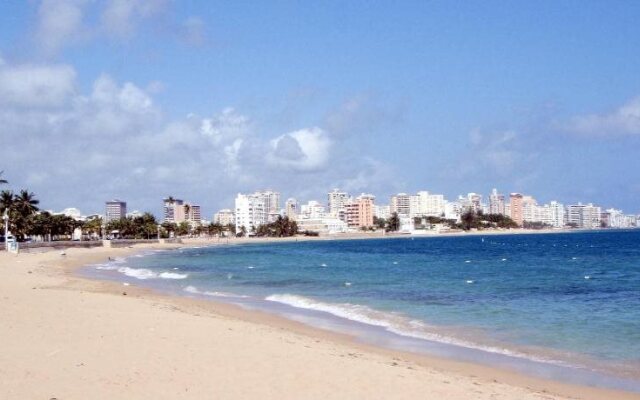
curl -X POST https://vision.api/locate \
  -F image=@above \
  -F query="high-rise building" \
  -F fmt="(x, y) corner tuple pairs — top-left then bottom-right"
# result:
(344, 194), (375, 229)
(390, 193), (412, 216)
(509, 193), (524, 226)
(285, 198), (298, 219)
(105, 200), (127, 222)
(489, 188), (505, 215)
(374, 204), (391, 219)
(547, 201), (565, 228)
(185, 204), (201, 225)
(416, 191), (445, 217)
(163, 198), (200, 225)
(521, 196), (538, 223)
(567, 203), (602, 229)
(327, 189), (350, 217)
(299, 201), (326, 219)
(235, 193), (268, 234)
(163, 198), (184, 223)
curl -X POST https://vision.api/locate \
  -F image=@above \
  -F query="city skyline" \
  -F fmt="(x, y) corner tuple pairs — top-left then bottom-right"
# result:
(1, 2), (640, 216)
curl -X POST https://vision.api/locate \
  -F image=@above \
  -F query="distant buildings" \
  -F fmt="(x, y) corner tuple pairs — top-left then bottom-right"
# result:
(163, 198), (201, 226)
(110, 186), (637, 237)
(105, 199), (127, 222)
(214, 209), (235, 226)
(327, 188), (349, 218)
(390, 193), (411, 216)
(567, 203), (602, 229)
(285, 198), (298, 219)
(489, 188), (505, 215)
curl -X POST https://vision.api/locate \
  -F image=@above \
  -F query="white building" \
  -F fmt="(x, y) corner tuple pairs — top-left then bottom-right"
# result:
(285, 198), (298, 219)
(443, 200), (462, 221)
(390, 193), (412, 216)
(374, 204), (391, 219)
(296, 217), (348, 235)
(60, 207), (83, 220)
(252, 190), (281, 222)
(327, 189), (350, 217)
(489, 188), (505, 215)
(567, 203), (602, 229)
(214, 209), (235, 226)
(235, 193), (268, 234)
(415, 191), (446, 217)
(300, 200), (326, 219)
(601, 208), (632, 228)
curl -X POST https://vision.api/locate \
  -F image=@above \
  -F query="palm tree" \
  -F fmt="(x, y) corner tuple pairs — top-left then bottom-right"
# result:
(14, 190), (39, 215)
(0, 190), (13, 214)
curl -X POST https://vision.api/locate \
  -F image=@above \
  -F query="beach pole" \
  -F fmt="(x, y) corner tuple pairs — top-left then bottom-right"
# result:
(2, 209), (8, 251)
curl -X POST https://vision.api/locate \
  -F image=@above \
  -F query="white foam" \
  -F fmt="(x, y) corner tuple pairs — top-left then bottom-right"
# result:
(466, 280), (474, 284)
(264, 294), (565, 366)
(183, 285), (247, 298)
(115, 267), (188, 280)
(159, 272), (188, 279)
(117, 267), (157, 280)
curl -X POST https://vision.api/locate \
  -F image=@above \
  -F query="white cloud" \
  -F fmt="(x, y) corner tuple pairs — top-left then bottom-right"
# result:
(0, 63), (76, 108)
(200, 108), (251, 145)
(101, 0), (169, 38)
(564, 97), (640, 136)
(268, 128), (332, 171)
(0, 59), (395, 213)
(34, 0), (87, 56)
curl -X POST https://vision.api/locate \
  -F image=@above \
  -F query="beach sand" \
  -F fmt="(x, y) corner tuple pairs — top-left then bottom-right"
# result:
(1, 240), (638, 400)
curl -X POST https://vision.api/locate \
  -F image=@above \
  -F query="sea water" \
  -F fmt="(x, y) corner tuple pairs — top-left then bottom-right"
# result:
(86, 230), (640, 391)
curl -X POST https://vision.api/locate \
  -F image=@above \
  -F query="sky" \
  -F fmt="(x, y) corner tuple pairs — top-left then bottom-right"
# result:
(1, 0), (639, 218)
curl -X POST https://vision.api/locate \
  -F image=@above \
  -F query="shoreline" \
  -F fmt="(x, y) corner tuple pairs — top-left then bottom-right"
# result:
(2, 240), (638, 399)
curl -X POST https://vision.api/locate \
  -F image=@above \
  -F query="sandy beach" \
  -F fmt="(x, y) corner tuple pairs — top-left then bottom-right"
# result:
(1, 240), (638, 400)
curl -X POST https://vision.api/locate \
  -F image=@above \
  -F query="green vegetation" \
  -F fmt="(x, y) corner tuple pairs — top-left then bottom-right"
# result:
(254, 216), (298, 237)
(522, 221), (552, 230)
(1, 189), (41, 241)
(385, 212), (400, 232)
(105, 213), (159, 239)
(458, 210), (518, 231)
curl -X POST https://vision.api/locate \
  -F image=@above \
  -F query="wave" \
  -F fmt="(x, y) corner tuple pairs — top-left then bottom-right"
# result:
(115, 267), (188, 280)
(265, 294), (568, 366)
(159, 272), (189, 279)
(183, 285), (248, 298)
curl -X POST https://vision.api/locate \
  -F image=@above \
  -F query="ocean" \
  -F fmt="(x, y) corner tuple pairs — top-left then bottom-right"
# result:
(85, 230), (640, 392)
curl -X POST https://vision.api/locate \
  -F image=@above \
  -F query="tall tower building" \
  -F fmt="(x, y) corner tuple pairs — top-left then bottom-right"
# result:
(235, 193), (268, 234)
(489, 188), (505, 215)
(327, 189), (350, 217)
(285, 198), (298, 219)
(510, 193), (524, 226)
(105, 200), (127, 222)
(163, 198), (184, 223)
(390, 193), (412, 216)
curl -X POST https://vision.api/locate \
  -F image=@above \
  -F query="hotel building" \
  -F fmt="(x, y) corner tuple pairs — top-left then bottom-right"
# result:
(105, 199), (127, 222)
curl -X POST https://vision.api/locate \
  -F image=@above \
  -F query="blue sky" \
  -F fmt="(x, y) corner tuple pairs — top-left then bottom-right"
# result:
(1, 1), (639, 217)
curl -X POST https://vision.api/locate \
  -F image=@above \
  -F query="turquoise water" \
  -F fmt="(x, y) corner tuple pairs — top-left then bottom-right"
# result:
(87, 230), (640, 391)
